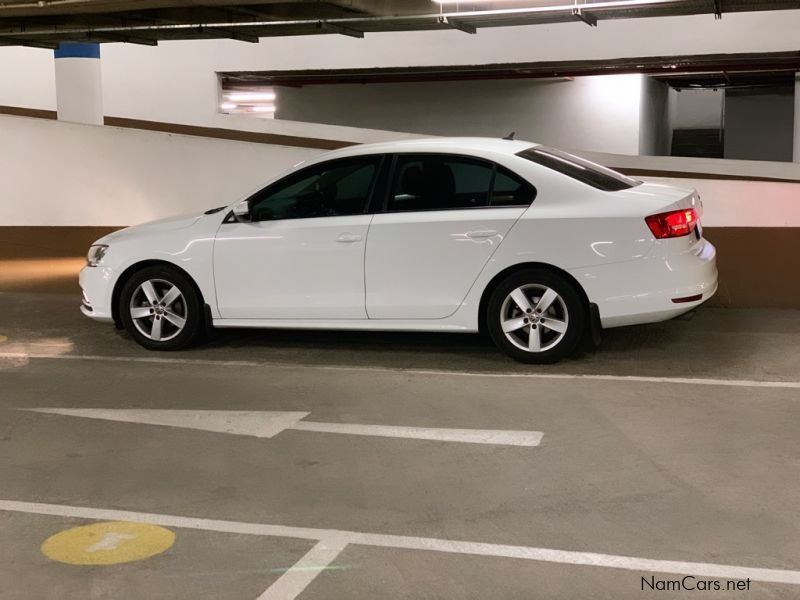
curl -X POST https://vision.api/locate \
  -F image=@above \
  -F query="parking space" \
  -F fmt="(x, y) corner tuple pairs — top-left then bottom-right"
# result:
(1, 292), (799, 598)
(0, 511), (315, 600)
(4, 0), (800, 596)
(3, 290), (800, 381)
(300, 546), (800, 600)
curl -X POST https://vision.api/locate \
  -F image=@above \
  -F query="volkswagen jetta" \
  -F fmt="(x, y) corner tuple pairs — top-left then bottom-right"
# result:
(80, 138), (717, 363)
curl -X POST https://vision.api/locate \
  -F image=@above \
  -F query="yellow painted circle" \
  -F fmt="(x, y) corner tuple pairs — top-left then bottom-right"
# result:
(41, 521), (175, 565)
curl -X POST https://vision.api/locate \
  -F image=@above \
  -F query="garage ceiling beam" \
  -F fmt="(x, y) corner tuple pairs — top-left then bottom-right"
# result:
(438, 16), (477, 35)
(197, 26), (259, 42)
(325, 1), (434, 17)
(224, 6), (282, 22)
(317, 21), (363, 39)
(220, 50), (800, 87)
(0, 37), (58, 49)
(572, 8), (598, 27)
(91, 32), (159, 45)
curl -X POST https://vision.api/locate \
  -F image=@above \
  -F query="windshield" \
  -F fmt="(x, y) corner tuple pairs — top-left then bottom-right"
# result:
(517, 146), (640, 191)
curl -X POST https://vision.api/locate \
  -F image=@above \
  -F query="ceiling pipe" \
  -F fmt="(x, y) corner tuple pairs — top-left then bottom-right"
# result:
(0, 0), (101, 10)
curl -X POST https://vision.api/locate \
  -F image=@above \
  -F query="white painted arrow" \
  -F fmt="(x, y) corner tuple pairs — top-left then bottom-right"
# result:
(23, 409), (543, 447)
(26, 409), (310, 438)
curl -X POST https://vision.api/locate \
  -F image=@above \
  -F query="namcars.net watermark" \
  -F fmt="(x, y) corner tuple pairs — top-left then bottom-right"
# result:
(642, 576), (752, 592)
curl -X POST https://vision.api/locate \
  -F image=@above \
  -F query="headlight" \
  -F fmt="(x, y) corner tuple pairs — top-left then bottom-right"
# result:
(86, 245), (109, 267)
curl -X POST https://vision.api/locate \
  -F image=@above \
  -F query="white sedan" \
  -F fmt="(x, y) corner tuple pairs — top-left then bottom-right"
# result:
(80, 138), (717, 363)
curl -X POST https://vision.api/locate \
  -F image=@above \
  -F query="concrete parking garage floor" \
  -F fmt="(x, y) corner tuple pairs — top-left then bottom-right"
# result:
(1, 291), (799, 599)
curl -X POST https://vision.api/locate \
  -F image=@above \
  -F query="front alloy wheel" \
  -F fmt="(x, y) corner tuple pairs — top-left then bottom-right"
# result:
(119, 265), (203, 351)
(487, 268), (585, 364)
(129, 279), (188, 342)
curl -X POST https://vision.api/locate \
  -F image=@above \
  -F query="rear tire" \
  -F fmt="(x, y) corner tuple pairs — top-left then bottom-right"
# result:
(119, 265), (204, 351)
(486, 268), (585, 364)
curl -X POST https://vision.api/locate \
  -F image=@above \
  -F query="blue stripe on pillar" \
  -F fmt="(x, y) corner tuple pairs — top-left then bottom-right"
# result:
(54, 43), (101, 59)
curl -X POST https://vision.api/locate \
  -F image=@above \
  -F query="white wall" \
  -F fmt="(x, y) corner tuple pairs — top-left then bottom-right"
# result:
(54, 57), (103, 125)
(671, 88), (723, 130)
(724, 88), (795, 162)
(0, 114), (324, 226)
(2, 8), (800, 129)
(557, 150), (800, 227)
(3, 114), (800, 228)
(637, 177), (800, 227)
(0, 47), (56, 110)
(637, 77), (671, 156)
(98, 8), (800, 130)
(276, 75), (645, 155)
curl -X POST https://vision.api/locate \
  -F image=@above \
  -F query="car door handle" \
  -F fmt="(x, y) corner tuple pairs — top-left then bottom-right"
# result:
(336, 233), (362, 243)
(466, 230), (498, 239)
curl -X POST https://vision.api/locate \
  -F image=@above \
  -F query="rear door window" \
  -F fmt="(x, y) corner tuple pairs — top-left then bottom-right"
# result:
(387, 154), (535, 212)
(389, 155), (494, 212)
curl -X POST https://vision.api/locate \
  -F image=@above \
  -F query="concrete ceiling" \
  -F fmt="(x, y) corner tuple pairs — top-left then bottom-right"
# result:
(0, 0), (799, 48)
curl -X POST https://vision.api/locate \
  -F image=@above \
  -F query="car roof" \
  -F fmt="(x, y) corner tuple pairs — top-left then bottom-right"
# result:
(319, 137), (539, 161)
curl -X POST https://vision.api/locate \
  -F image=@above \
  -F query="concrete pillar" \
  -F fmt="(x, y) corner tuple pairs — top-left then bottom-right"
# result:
(54, 43), (103, 125)
(794, 73), (800, 162)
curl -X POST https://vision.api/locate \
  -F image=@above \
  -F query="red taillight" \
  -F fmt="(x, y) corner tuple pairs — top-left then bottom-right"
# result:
(645, 208), (698, 239)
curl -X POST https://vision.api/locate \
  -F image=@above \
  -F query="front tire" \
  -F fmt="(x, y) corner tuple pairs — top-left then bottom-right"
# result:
(486, 268), (585, 364)
(119, 265), (204, 351)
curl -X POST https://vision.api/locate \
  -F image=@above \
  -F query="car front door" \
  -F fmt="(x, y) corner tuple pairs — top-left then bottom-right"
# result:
(214, 155), (384, 319)
(365, 154), (535, 320)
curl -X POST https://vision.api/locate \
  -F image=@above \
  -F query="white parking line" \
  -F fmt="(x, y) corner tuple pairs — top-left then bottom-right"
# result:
(292, 420), (543, 446)
(23, 409), (544, 447)
(1, 498), (798, 591)
(0, 352), (260, 368)
(2, 351), (800, 389)
(256, 538), (348, 600)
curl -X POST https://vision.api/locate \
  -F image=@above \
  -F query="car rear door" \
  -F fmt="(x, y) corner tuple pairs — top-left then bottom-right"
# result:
(365, 154), (535, 320)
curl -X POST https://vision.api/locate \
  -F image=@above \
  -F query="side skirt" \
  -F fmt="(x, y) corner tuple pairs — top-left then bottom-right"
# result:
(211, 318), (478, 333)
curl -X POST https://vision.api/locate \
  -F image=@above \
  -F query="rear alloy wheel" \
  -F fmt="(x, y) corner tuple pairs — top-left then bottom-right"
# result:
(119, 266), (204, 351)
(487, 268), (585, 364)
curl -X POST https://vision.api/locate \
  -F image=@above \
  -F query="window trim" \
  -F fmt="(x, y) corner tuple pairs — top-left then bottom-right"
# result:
(368, 153), (394, 215)
(380, 152), (536, 215)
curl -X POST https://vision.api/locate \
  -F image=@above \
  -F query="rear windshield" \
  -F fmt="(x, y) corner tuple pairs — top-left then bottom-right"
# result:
(516, 146), (640, 191)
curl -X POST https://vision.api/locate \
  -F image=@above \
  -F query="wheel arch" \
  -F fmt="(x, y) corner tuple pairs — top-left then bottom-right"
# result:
(477, 262), (591, 335)
(111, 259), (206, 329)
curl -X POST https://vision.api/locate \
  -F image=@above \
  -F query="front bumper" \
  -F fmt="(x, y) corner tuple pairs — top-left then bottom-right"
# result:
(79, 265), (115, 323)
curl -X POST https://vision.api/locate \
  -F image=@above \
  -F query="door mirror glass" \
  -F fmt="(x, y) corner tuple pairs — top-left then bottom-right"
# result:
(232, 200), (251, 223)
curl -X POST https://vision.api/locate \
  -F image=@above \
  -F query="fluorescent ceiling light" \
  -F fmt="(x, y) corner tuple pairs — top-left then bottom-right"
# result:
(227, 91), (276, 102)
(431, 0), (679, 12)
(251, 105), (276, 113)
(219, 102), (237, 110)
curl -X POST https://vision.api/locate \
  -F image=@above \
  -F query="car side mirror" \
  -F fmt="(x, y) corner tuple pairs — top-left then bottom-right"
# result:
(232, 200), (252, 223)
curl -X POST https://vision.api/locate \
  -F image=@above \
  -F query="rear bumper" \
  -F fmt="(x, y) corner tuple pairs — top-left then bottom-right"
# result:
(571, 238), (718, 329)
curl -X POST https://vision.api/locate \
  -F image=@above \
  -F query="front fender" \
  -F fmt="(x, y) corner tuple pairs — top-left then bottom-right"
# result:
(93, 214), (223, 323)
